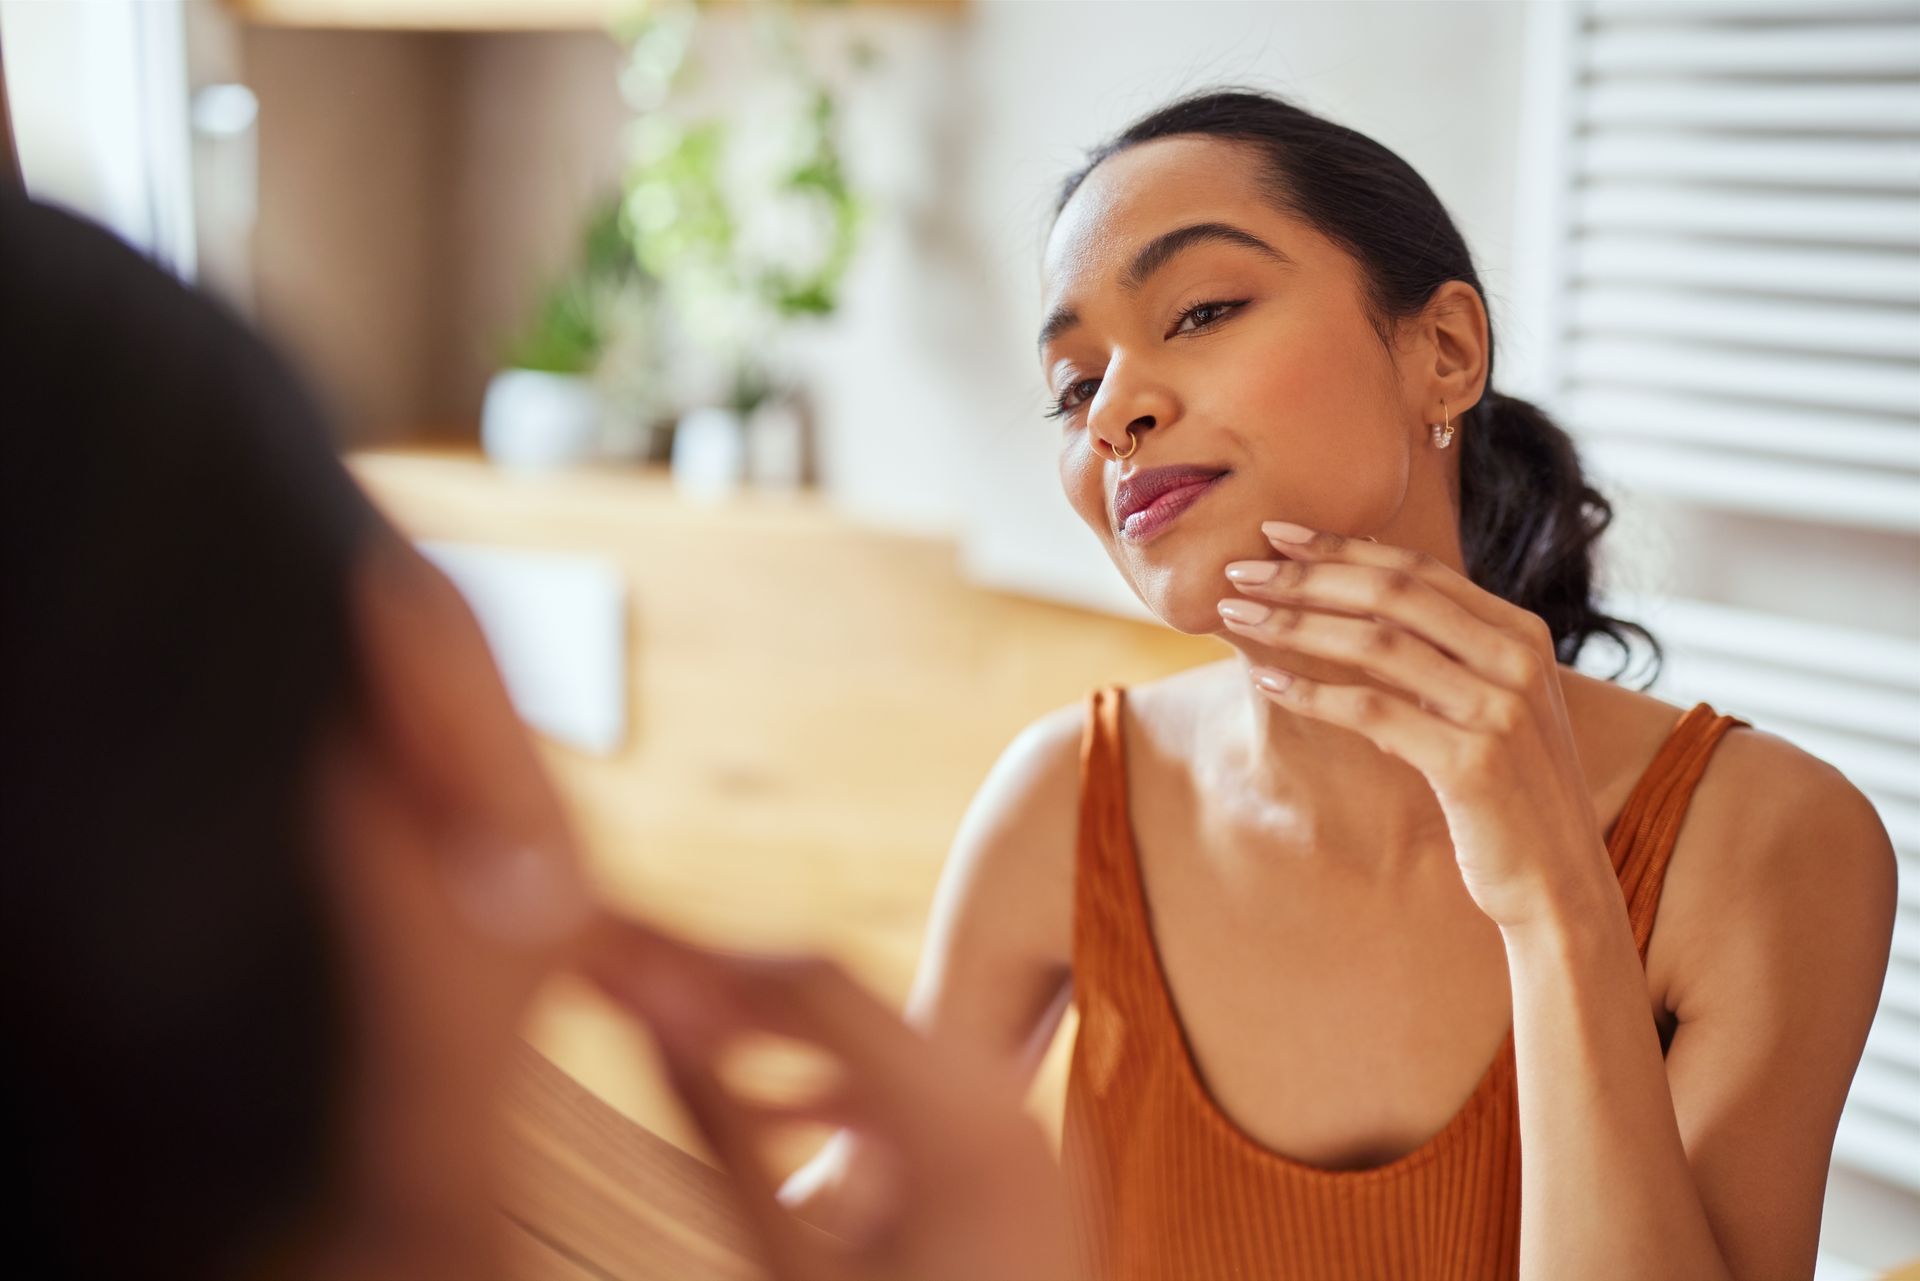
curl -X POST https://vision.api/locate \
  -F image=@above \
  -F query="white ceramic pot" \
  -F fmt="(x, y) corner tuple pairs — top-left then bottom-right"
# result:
(671, 406), (748, 502)
(481, 369), (603, 471)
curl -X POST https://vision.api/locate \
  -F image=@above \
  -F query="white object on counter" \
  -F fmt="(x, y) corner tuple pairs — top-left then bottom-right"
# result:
(671, 405), (747, 502)
(419, 540), (627, 755)
(481, 369), (603, 471)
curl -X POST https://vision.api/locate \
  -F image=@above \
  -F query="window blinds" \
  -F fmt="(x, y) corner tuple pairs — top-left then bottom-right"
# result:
(1515, 0), (1920, 1192)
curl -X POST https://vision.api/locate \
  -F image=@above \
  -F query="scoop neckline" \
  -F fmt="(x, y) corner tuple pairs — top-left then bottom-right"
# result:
(1097, 687), (1710, 1182)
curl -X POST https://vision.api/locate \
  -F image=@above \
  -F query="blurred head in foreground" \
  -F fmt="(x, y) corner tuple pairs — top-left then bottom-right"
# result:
(0, 194), (592, 1278)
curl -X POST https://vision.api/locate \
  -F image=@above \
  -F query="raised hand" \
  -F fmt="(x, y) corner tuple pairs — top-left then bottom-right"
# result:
(1217, 520), (1616, 928)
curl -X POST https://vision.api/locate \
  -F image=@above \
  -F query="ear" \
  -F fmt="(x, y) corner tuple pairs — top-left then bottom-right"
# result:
(1410, 280), (1490, 420)
(345, 536), (592, 946)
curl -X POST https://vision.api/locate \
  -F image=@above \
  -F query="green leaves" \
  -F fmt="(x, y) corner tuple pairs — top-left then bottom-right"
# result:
(612, 2), (871, 406)
(501, 195), (647, 376)
(505, 276), (603, 376)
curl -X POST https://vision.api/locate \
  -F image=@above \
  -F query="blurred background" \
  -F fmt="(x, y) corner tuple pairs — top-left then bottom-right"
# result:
(4, 0), (1916, 1274)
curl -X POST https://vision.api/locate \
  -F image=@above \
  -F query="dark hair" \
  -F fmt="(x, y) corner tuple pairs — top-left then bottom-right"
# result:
(1056, 89), (1658, 681)
(0, 195), (379, 1276)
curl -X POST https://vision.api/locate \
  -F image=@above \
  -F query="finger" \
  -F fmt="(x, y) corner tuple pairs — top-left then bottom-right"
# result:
(1248, 665), (1466, 776)
(708, 956), (1049, 1209)
(671, 951), (922, 1079)
(585, 917), (909, 1061)
(1225, 554), (1540, 691)
(652, 1026), (841, 1281)
(580, 918), (908, 1258)
(1257, 522), (1544, 638)
(581, 916), (945, 1141)
(1216, 601), (1490, 726)
(578, 913), (747, 1055)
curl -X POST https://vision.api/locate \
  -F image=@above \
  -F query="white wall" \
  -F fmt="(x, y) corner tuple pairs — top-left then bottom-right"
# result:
(791, 0), (1531, 615)
(2, 0), (197, 274)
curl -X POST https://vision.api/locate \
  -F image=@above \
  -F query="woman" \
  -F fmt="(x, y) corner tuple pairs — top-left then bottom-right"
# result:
(0, 191), (1071, 1281)
(783, 89), (1897, 1279)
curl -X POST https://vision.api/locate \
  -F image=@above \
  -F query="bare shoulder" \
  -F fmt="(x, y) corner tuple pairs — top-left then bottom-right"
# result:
(914, 699), (1089, 990)
(1677, 711), (1895, 924)
(1689, 718), (1896, 925)
(1564, 669), (1894, 878)
(1558, 670), (1895, 1026)
(1637, 688), (1898, 1027)
(916, 665), (1235, 993)
(959, 699), (1088, 851)
(1698, 718), (1891, 851)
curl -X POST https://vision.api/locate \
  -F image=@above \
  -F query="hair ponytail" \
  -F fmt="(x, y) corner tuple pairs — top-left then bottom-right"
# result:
(1459, 391), (1658, 680)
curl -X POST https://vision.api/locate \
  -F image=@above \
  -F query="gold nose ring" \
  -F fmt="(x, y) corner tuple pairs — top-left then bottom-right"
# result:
(1111, 428), (1139, 461)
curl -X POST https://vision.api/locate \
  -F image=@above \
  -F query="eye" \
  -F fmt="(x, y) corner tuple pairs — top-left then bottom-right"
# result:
(1044, 377), (1101, 421)
(1170, 299), (1247, 337)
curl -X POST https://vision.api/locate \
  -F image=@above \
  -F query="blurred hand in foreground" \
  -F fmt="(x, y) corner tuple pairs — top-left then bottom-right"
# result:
(581, 915), (1076, 1281)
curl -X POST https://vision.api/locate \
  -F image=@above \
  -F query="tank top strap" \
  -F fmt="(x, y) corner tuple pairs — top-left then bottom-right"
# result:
(1072, 686), (1157, 991)
(1077, 685), (1129, 859)
(1605, 701), (1751, 961)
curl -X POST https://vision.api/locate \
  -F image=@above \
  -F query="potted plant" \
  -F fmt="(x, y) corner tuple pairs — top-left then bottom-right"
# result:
(483, 198), (665, 471)
(614, 0), (870, 495)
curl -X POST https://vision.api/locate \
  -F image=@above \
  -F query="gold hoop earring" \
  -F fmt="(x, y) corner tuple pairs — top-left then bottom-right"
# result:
(1111, 428), (1139, 461)
(1431, 401), (1454, 449)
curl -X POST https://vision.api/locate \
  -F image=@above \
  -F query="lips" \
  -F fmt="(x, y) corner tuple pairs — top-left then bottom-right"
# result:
(1113, 464), (1229, 542)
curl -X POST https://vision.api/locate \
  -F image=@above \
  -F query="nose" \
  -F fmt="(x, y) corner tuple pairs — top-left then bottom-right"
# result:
(1087, 370), (1174, 463)
(1092, 412), (1153, 462)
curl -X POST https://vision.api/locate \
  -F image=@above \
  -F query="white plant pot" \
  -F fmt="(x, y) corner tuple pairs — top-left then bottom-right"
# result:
(481, 369), (603, 472)
(671, 406), (748, 502)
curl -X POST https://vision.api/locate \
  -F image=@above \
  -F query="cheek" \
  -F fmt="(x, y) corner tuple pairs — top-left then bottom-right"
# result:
(1210, 322), (1408, 506)
(1058, 436), (1110, 535)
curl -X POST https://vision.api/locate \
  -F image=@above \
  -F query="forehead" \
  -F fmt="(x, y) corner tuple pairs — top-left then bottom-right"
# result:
(1043, 135), (1304, 299)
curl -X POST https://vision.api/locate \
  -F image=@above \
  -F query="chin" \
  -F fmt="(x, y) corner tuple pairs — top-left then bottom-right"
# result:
(1147, 586), (1238, 636)
(1113, 527), (1248, 637)
(1155, 600), (1232, 637)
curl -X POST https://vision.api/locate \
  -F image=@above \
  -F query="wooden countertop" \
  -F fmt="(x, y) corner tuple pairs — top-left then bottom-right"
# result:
(500, 1040), (758, 1281)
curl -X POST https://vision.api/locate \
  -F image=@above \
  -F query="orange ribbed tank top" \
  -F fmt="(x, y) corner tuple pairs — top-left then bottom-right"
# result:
(1063, 686), (1749, 1281)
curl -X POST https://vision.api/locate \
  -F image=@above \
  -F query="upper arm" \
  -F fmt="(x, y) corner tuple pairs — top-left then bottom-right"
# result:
(904, 702), (1084, 1084)
(779, 705), (1085, 1219)
(1657, 731), (1898, 1278)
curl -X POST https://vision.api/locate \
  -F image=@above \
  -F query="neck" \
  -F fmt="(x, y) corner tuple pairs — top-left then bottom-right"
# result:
(1216, 639), (1453, 875)
(1209, 497), (1476, 869)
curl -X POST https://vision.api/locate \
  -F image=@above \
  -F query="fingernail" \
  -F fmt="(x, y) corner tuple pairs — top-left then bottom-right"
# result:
(1252, 666), (1294, 693)
(1262, 520), (1315, 543)
(1225, 560), (1278, 584)
(1218, 598), (1272, 625)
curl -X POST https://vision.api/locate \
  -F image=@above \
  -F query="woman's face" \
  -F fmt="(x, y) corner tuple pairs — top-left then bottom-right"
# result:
(1040, 135), (1434, 635)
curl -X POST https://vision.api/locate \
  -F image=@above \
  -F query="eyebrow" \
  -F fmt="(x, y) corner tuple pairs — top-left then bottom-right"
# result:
(1037, 222), (1294, 353)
